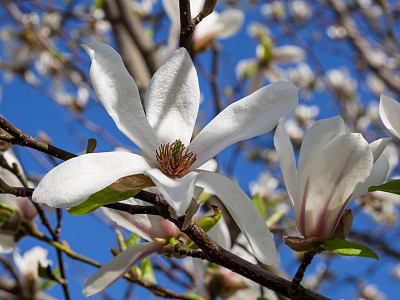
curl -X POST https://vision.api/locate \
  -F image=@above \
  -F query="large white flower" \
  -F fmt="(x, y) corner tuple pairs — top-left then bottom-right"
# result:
(274, 116), (390, 239)
(379, 94), (400, 139)
(83, 198), (180, 296)
(33, 42), (298, 264)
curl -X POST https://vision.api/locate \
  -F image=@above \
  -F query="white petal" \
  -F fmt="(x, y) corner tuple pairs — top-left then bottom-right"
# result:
(144, 169), (200, 216)
(301, 133), (373, 238)
(83, 242), (161, 296)
(380, 94), (400, 139)
(272, 45), (306, 64)
(189, 81), (299, 168)
(273, 122), (297, 208)
(32, 152), (152, 208)
(370, 138), (391, 163)
(196, 171), (280, 265)
(83, 42), (159, 159)
(197, 159), (218, 172)
(350, 155), (390, 201)
(297, 116), (347, 206)
(214, 10), (244, 39)
(145, 48), (200, 145)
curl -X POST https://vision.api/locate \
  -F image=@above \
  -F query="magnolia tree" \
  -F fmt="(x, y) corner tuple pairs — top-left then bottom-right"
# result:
(0, 0), (400, 299)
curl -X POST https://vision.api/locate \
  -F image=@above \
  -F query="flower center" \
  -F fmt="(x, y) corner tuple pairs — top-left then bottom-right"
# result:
(156, 140), (196, 176)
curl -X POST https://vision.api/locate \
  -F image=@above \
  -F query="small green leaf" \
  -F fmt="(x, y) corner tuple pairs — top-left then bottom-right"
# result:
(126, 233), (141, 248)
(253, 194), (267, 220)
(93, 0), (104, 8)
(182, 293), (206, 300)
(141, 257), (156, 284)
(197, 206), (221, 232)
(0, 204), (14, 224)
(67, 187), (140, 216)
(368, 180), (400, 195)
(319, 240), (379, 260)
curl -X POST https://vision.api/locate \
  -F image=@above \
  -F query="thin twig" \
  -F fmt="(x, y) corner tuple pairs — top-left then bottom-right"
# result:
(179, 0), (195, 52)
(0, 116), (77, 161)
(289, 251), (317, 299)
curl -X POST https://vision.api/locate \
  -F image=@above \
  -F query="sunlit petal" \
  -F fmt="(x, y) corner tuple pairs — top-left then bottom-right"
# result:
(145, 48), (200, 145)
(189, 81), (298, 168)
(144, 168), (200, 216)
(83, 42), (159, 159)
(379, 94), (400, 139)
(32, 153), (152, 208)
(197, 171), (279, 265)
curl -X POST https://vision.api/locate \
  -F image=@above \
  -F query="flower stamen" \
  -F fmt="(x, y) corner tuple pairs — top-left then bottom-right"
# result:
(156, 140), (196, 176)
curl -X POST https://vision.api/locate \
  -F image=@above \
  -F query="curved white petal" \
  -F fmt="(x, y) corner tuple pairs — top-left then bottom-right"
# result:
(145, 48), (200, 145)
(302, 133), (373, 238)
(32, 153), (152, 208)
(197, 159), (218, 172)
(214, 9), (244, 39)
(83, 42), (159, 159)
(272, 45), (306, 64)
(350, 155), (390, 202)
(297, 116), (347, 204)
(379, 95), (400, 139)
(144, 169), (200, 216)
(83, 242), (161, 297)
(274, 122), (297, 208)
(189, 81), (298, 169)
(370, 138), (391, 163)
(196, 171), (280, 265)
(194, 11), (220, 41)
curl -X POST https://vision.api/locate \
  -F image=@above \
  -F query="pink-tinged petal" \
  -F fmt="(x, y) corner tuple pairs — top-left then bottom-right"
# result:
(297, 116), (347, 206)
(272, 45), (306, 64)
(145, 48), (200, 146)
(196, 171), (279, 265)
(82, 42), (159, 159)
(83, 242), (162, 297)
(370, 138), (391, 163)
(32, 153), (152, 208)
(273, 122), (297, 209)
(303, 133), (373, 238)
(379, 95), (400, 139)
(102, 198), (179, 239)
(189, 81), (298, 169)
(144, 169), (200, 216)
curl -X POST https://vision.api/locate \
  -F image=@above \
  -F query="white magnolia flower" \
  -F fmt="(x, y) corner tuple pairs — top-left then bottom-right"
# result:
(162, 0), (244, 52)
(237, 41), (305, 94)
(325, 68), (357, 101)
(274, 116), (390, 239)
(379, 94), (400, 139)
(14, 246), (52, 280)
(0, 149), (37, 251)
(83, 198), (180, 296)
(33, 42), (299, 264)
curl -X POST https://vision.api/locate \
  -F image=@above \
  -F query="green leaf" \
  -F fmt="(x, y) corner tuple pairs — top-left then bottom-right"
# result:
(197, 206), (222, 232)
(67, 187), (140, 216)
(141, 257), (156, 284)
(93, 0), (104, 8)
(368, 180), (400, 195)
(319, 240), (379, 260)
(253, 194), (267, 220)
(0, 204), (14, 224)
(182, 293), (206, 300)
(126, 233), (141, 248)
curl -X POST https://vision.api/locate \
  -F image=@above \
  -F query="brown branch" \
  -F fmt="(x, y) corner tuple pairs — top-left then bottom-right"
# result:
(0, 116), (77, 161)
(179, 0), (195, 52)
(289, 251), (317, 299)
